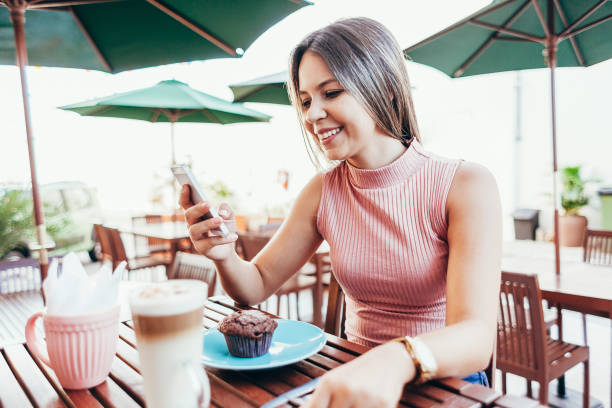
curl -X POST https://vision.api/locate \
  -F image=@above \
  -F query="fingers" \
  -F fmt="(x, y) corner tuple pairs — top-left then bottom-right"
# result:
(302, 381), (331, 408)
(179, 185), (193, 209)
(217, 202), (234, 220)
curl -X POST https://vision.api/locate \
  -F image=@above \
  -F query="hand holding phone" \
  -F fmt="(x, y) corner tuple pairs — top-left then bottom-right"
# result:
(171, 165), (229, 238)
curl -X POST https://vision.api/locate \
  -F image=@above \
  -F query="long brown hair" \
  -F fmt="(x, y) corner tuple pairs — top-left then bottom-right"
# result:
(287, 17), (421, 170)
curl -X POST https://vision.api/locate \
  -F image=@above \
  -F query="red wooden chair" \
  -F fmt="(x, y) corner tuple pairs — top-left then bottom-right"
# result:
(497, 271), (589, 406)
(105, 227), (171, 281)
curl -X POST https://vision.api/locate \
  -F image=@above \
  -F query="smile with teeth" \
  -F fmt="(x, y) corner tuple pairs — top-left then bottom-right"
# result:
(319, 127), (342, 140)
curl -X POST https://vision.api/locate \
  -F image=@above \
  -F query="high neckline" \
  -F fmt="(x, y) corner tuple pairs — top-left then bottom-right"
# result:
(346, 141), (428, 189)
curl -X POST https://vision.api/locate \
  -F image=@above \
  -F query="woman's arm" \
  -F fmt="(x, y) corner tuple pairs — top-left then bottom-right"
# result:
(181, 174), (324, 305)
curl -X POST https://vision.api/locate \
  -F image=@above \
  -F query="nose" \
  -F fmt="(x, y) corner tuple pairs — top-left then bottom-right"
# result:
(305, 98), (326, 123)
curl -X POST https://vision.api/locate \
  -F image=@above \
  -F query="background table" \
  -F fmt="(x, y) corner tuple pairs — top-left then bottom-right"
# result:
(0, 296), (540, 408)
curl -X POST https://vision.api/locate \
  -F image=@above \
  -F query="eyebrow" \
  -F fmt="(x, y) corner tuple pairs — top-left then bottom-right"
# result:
(298, 78), (340, 95)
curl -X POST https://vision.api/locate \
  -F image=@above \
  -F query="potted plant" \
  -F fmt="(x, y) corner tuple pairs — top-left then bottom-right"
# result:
(559, 166), (589, 247)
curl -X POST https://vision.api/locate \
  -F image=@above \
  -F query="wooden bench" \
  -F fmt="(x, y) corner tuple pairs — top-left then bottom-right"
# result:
(0, 258), (44, 347)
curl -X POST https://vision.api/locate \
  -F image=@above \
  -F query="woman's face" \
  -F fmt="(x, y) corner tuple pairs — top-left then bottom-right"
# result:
(298, 51), (383, 165)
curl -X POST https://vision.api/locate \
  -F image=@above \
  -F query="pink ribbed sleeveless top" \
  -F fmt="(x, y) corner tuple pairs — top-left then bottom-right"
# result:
(317, 141), (461, 347)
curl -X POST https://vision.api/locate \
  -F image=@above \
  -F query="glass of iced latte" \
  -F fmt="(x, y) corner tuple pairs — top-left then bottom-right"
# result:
(129, 280), (210, 408)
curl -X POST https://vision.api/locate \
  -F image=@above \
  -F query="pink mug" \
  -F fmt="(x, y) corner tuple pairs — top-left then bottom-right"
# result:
(25, 305), (120, 390)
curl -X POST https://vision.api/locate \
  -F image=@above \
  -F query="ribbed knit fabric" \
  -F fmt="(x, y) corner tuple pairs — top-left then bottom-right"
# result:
(317, 141), (461, 347)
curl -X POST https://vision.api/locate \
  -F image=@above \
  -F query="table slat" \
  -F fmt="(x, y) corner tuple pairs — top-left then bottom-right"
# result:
(108, 354), (145, 405)
(208, 368), (276, 406)
(0, 349), (33, 407)
(208, 372), (259, 408)
(3, 344), (68, 407)
(90, 378), (142, 408)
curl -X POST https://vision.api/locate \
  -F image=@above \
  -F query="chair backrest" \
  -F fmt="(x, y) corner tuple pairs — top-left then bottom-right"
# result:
(0, 258), (42, 294)
(324, 272), (346, 338)
(583, 228), (612, 265)
(497, 271), (548, 378)
(237, 233), (270, 261)
(234, 215), (249, 232)
(94, 224), (113, 263)
(170, 252), (216, 297)
(106, 227), (129, 268)
(258, 222), (282, 236)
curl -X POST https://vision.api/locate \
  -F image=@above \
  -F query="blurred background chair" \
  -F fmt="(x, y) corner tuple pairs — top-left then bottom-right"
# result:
(0, 258), (44, 347)
(583, 228), (612, 265)
(497, 271), (589, 407)
(577, 228), (612, 344)
(168, 252), (217, 297)
(93, 224), (114, 266)
(105, 226), (171, 281)
(237, 232), (317, 322)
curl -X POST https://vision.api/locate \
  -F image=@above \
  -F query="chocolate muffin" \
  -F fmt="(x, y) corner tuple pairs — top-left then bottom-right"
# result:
(218, 310), (278, 358)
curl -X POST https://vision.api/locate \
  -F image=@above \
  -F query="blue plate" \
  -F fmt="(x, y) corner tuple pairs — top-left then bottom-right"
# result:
(201, 319), (326, 370)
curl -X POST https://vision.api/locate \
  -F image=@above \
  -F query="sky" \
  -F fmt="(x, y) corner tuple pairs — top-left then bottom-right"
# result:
(1, 0), (611, 238)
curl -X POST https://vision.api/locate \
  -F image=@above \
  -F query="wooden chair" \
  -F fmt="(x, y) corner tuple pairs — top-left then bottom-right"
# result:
(234, 215), (249, 233)
(577, 228), (612, 344)
(105, 227), (171, 281)
(144, 214), (172, 254)
(324, 272), (496, 387)
(583, 228), (612, 265)
(0, 258), (44, 347)
(237, 232), (318, 322)
(497, 271), (589, 407)
(168, 252), (217, 297)
(93, 224), (114, 265)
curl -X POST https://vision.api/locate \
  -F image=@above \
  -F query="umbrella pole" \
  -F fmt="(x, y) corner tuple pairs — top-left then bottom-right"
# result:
(545, 1), (561, 276)
(9, 7), (49, 282)
(550, 62), (561, 277)
(170, 121), (176, 165)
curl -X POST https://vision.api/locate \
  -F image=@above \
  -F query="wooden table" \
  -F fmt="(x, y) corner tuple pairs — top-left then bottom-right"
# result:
(502, 240), (612, 406)
(0, 296), (540, 408)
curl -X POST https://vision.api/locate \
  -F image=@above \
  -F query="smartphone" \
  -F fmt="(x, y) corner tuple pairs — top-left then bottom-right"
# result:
(171, 165), (229, 237)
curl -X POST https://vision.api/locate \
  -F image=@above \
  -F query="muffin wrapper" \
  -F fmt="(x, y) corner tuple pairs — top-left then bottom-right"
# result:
(223, 333), (273, 358)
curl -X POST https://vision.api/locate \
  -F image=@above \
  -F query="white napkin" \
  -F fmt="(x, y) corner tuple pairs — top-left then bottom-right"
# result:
(43, 252), (125, 315)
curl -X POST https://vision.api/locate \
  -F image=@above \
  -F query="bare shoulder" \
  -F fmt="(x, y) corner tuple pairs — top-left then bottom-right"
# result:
(447, 161), (500, 212)
(289, 172), (324, 225)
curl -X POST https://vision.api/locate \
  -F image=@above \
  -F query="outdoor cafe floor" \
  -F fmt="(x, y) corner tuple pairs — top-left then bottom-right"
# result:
(80, 239), (610, 407)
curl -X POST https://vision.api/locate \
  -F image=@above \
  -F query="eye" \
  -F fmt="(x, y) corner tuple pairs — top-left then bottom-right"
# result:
(301, 99), (311, 108)
(325, 89), (344, 98)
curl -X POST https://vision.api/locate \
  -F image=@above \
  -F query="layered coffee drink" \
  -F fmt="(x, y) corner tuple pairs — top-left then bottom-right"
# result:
(129, 280), (209, 408)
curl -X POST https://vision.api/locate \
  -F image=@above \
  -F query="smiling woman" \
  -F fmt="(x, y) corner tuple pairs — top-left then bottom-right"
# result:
(180, 17), (502, 408)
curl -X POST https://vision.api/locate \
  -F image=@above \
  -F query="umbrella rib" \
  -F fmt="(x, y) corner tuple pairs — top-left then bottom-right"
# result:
(28, 0), (124, 9)
(453, 0), (531, 77)
(69, 6), (112, 72)
(146, 0), (237, 56)
(200, 108), (222, 124)
(559, 0), (607, 38)
(530, 0), (550, 38)
(563, 13), (612, 39)
(404, 0), (518, 52)
(552, 0), (584, 66)
(174, 109), (200, 120)
(150, 109), (161, 123)
(469, 20), (544, 43)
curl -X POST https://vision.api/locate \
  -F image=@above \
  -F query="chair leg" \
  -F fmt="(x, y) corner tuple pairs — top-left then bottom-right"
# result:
(501, 371), (507, 394)
(538, 380), (549, 406)
(582, 313), (588, 345)
(276, 295), (281, 317)
(295, 292), (301, 321)
(583, 359), (590, 408)
(527, 380), (533, 398)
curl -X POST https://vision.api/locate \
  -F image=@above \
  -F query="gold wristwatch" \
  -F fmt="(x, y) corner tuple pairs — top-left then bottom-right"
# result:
(392, 336), (438, 385)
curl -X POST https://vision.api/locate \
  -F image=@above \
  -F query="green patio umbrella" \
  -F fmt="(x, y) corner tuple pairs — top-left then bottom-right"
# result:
(229, 71), (290, 105)
(0, 0), (310, 274)
(59, 79), (271, 164)
(404, 0), (612, 276)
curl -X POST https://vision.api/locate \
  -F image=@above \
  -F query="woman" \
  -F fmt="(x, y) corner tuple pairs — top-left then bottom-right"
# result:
(180, 17), (501, 408)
